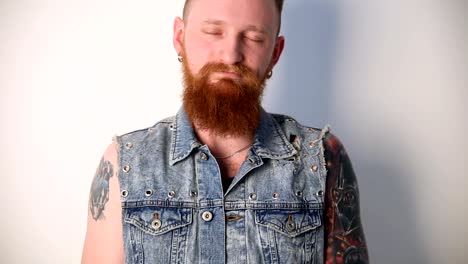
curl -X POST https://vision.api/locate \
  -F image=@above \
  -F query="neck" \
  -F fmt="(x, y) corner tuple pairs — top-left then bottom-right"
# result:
(194, 128), (254, 159)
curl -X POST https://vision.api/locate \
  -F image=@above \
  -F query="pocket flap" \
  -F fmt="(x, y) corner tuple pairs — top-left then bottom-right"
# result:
(124, 207), (192, 236)
(255, 209), (322, 237)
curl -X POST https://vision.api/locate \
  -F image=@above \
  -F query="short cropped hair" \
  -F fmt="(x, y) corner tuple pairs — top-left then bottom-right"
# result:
(182, 0), (285, 34)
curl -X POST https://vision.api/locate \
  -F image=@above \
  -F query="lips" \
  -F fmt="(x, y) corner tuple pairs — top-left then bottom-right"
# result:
(210, 71), (242, 82)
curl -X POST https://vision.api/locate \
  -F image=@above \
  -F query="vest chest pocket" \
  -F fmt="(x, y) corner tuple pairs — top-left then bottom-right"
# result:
(123, 206), (193, 264)
(255, 209), (322, 264)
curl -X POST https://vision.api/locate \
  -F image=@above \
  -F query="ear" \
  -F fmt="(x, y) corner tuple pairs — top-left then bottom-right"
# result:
(173, 17), (185, 55)
(270, 35), (285, 67)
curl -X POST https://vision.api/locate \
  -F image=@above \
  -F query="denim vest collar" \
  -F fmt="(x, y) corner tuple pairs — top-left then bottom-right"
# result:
(169, 107), (297, 166)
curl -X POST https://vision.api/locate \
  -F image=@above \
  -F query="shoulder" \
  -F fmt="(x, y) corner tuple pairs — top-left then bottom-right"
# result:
(320, 132), (353, 170)
(268, 112), (331, 144)
(323, 133), (346, 157)
(267, 112), (352, 166)
(118, 115), (175, 138)
(114, 115), (175, 147)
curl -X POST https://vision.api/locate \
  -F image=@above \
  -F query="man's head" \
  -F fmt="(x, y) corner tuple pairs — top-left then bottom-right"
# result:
(174, 0), (285, 78)
(173, 0), (286, 136)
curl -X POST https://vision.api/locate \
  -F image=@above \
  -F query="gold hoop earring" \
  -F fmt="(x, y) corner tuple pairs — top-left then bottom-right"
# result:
(266, 70), (273, 79)
(177, 54), (183, 63)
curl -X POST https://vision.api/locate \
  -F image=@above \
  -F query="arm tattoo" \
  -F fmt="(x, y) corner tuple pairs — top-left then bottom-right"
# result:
(324, 135), (369, 264)
(89, 158), (114, 221)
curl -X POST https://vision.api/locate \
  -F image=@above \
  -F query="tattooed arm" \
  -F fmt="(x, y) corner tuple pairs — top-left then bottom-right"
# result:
(323, 134), (369, 264)
(82, 142), (125, 264)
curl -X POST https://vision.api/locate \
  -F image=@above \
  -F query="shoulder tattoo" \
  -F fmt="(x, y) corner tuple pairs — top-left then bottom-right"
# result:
(89, 158), (114, 221)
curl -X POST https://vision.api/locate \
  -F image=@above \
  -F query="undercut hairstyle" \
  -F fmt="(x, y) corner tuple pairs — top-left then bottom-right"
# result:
(182, 0), (285, 34)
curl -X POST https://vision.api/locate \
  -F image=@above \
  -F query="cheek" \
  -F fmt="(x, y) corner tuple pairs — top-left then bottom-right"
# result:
(183, 32), (215, 72)
(184, 43), (212, 74)
(247, 57), (271, 79)
(244, 46), (275, 77)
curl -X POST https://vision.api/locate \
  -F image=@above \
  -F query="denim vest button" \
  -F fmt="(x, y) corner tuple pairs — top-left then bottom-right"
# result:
(151, 219), (162, 229)
(249, 193), (257, 200)
(286, 220), (296, 232)
(168, 191), (176, 198)
(272, 192), (280, 199)
(316, 190), (324, 196)
(189, 191), (198, 197)
(295, 191), (303, 197)
(124, 142), (133, 149)
(121, 190), (128, 197)
(201, 211), (213, 222)
(200, 153), (208, 160)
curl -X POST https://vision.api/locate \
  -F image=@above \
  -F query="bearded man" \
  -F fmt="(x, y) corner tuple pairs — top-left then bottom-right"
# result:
(82, 0), (369, 263)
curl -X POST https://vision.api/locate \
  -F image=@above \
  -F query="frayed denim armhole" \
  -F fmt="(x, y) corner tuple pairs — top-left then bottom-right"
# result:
(112, 134), (123, 169)
(112, 134), (124, 199)
(112, 134), (122, 146)
(318, 125), (331, 176)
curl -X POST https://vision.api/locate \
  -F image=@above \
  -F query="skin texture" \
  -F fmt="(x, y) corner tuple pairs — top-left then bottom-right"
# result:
(324, 134), (369, 264)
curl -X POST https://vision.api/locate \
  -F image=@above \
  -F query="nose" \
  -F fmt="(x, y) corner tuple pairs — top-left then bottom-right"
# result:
(219, 35), (243, 65)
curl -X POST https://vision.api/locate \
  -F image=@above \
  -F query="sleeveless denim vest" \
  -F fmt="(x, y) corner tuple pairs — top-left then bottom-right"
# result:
(115, 108), (329, 264)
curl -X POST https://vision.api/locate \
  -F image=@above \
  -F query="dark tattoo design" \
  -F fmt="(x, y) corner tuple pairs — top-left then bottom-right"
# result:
(324, 135), (369, 264)
(89, 158), (114, 221)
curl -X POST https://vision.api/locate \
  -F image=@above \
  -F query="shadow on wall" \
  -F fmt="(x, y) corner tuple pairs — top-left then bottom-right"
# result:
(267, 1), (429, 263)
(264, 0), (337, 127)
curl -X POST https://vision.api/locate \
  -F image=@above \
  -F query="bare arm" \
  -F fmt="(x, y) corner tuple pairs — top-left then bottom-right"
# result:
(82, 142), (125, 264)
(323, 134), (369, 264)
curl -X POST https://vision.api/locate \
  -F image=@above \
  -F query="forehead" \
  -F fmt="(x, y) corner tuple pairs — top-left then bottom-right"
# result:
(185, 0), (279, 34)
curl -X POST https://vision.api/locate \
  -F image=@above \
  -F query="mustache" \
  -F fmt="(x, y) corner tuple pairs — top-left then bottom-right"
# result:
(197, 63), (257, 79)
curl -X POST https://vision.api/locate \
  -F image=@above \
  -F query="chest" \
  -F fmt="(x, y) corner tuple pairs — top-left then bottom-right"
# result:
(118, 135), (328, 264)
(216, 155), (245, 186)
(119, 155), (327, 264)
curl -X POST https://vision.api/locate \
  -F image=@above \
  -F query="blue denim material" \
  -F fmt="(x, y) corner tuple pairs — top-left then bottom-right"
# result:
(115, 107), (329, 264)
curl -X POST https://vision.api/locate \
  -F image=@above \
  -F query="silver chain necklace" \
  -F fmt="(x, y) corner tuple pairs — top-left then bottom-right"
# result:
(214, 144), (252, 160)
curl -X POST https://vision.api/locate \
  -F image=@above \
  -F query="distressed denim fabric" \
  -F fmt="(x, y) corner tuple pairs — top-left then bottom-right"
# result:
(115, 108), (329, 264)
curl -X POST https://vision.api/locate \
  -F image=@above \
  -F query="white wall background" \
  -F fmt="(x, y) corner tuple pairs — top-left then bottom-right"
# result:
(1, 0), (466, 263)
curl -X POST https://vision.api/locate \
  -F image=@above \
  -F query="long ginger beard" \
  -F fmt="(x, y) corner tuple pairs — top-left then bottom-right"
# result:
(181, 57), (268, 137)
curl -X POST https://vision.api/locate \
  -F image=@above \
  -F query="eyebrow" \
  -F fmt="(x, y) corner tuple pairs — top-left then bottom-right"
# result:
(201, 19), (269, 35)
(201, 19), (224, 26)
(245, 25), (268, 35)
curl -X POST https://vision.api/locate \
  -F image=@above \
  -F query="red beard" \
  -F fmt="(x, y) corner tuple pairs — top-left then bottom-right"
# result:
(182, 59), (267, 137)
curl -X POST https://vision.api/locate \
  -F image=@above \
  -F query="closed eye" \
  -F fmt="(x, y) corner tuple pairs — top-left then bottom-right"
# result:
(244, 34), (265, 43)
(202, 27), (223, 36)
(204, 31), (222, 35)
